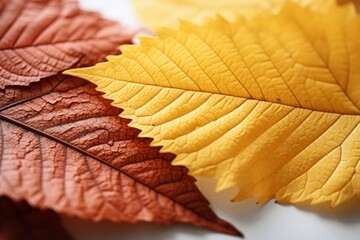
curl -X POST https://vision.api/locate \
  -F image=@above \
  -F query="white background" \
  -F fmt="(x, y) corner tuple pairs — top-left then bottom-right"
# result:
(62, 1), (360, 239)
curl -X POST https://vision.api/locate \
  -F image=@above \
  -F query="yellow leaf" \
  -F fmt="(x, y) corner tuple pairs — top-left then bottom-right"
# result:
(65, 3), (360, 206)
(132, 0), (282, 30)
(132, 0), (358, 30)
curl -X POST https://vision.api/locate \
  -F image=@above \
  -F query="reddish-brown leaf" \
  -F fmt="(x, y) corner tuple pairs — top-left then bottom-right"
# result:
(0, 0), (134, 89)
(0, 0), (241, 235)
(0, 196), (73, 240)
(0, 75), (241, 236)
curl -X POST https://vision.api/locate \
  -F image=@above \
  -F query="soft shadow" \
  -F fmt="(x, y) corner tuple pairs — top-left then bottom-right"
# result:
(283, 197), (360, 225)
(195, 177), (265, 225)
(196, 176), (360, 226)
(63, 216), (240, 240)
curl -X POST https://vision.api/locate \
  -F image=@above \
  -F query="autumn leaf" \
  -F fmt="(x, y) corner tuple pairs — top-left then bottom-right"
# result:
(0, 0), (134, 89)
(0, 196), (73, 240)
(66, 3), (360, 207)
(132, 0), (282, 30)
(0, 0), (241, 236)
(132, 0), (359, 30)
(0, 75), (241, 236)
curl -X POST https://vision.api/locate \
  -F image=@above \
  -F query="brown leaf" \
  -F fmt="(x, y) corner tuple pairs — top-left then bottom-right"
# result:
(0, 0), (240, 235)
(0, 196), (73, 240)
(0, 75), (242, 236)
(0, 0), (134, 89)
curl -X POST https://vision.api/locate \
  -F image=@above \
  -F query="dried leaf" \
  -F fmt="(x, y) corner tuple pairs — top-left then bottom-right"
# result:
(0, 0), (134, 89)
(0, 0), (240, 236)
(0, 75), (241, 236)
(67, 3), (360, 207)
(0, 196), (73, 240)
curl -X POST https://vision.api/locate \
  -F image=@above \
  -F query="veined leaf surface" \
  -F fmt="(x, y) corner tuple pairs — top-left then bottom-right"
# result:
(0, 0), (134, 89)
(0, 0), (240, 236)
(66, 4), (360, 206)
(0, 76), (240, 236)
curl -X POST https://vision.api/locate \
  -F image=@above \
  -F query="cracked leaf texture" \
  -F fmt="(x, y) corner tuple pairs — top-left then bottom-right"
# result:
(67, 3), (360, 206)
(0, 76), (240, 236)
(0, 0), (134, 89)
(0, 0), (240, 235)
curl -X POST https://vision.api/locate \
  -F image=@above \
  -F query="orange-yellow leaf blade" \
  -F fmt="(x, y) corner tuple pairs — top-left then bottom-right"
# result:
(66, 3), (360, 207)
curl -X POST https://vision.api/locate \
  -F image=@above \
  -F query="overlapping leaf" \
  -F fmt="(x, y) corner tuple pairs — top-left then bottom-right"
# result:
(0, 0), (134, 89)
(67, 3), (360, 206)
(0, 75), (240, 236)
(0, 196), (73, 240)
(0, 0), (240, 236)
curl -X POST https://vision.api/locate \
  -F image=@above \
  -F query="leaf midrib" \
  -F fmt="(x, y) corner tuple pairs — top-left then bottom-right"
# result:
(78, 72), (360, 116)
(0, 92), (224, 229)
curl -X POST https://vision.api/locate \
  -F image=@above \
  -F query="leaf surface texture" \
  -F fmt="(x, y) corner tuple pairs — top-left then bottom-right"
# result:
(0, 0), (240, 236)
(0, 76), (240, 235)
(67, 4), (360, 206)
(0, 0), (134, 89)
